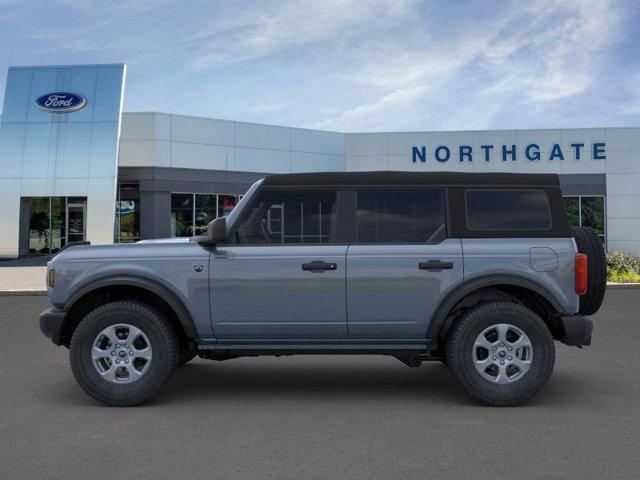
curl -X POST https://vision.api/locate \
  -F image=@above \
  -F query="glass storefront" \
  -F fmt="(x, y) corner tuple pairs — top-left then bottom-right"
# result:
(115, 184), (140, 242)
(171, 193), (240, 237)
(27, 196), (87, 255)
(195, 194), (217, 236)
(564, 196), (606, 244)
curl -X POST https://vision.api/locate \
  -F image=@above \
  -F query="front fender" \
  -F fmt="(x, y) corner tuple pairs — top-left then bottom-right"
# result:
(64, 274), (198, 338)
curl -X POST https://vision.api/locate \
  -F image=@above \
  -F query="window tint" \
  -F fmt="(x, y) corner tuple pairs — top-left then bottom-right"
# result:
(356, 189), (445, 243)
(466, 189), (551, 230)
(235, 190), (336, 244)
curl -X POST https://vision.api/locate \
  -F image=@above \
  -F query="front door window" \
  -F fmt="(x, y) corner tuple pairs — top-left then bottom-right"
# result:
(234, 190), (336, 244)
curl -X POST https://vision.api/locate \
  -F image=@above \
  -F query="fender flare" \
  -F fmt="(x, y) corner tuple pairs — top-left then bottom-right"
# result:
(426, 274), (564, 340)
(64, 275), (197, 338)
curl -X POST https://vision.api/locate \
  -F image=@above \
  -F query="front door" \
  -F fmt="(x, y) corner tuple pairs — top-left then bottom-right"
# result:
(210, 189), (347, 340)
(346, 188), (463, 339)
(66, 201), (86, 244)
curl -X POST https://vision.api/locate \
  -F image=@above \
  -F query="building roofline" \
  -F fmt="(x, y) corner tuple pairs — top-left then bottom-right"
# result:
(122, 111), (344, 135)
(123, 112), (639, 135)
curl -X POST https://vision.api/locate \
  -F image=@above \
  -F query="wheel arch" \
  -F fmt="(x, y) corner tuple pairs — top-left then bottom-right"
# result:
(427, 275), (564, 344)
(60, 276), (197, 347)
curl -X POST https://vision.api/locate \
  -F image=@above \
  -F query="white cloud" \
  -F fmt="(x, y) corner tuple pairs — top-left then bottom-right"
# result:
(314, 0), (625, 130)
(190, 0), (413, 69)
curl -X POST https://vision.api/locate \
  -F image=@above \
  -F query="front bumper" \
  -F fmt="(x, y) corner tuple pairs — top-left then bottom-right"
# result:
(559, 315), (593, 346)
(39, 307), (67, 346)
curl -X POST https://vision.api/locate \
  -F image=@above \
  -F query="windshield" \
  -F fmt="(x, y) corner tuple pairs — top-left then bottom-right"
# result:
(225, 178), (264, 230)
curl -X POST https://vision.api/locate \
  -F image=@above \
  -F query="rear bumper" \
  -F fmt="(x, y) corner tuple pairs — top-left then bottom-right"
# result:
(559, 314), (593, 346)
(39, 307), (67, 346)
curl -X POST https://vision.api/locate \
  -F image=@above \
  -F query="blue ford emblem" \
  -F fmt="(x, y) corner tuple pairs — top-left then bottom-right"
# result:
(35, 92), (87, 114)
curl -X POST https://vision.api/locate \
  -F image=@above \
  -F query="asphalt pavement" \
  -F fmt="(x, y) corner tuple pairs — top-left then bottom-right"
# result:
(1, 290), (639, 479)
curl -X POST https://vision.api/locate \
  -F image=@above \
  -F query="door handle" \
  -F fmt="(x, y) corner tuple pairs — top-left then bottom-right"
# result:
(302, 261), (337, 272)
(418, 260), (454, 271)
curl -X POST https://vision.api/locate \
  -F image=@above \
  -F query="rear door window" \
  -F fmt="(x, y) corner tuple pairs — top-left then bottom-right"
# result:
(356, 189), (446, 243)
(465, 189), (551, 230)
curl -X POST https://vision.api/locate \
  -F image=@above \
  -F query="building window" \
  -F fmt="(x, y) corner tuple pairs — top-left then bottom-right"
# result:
(563, 196), (606, 244)
(171, 193), (194, 237)
(26, 196), (87, 255)
(115, 184), (140, 243)
(195, 194), (217, 235)
(171, 193), (241, 237)
(28, 197), (52, 255)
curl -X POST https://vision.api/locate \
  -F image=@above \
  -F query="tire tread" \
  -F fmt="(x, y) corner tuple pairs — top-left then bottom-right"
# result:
(70, 300), (177, 407)
(446, 301), (555, 407)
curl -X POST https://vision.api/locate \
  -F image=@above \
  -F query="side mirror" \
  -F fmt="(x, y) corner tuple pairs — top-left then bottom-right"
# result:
(207, 217), (227, 244)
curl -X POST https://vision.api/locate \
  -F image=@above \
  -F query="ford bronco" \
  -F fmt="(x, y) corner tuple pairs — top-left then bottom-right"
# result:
(39, 172), (606, 406)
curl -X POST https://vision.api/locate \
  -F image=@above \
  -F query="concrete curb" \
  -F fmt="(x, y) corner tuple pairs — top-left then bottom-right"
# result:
(606, 282), (640, 289)
(0, 290), (47, 296)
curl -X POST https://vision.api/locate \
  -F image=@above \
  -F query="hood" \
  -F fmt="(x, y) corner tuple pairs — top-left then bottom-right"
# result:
(49, 237), (195, 266)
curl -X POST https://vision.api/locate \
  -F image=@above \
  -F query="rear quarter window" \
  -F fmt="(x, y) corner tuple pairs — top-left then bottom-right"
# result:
(465, 189), (552, 231)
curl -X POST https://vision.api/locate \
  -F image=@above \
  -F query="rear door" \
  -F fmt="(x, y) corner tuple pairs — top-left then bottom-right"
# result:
(346, 188), (463, 339)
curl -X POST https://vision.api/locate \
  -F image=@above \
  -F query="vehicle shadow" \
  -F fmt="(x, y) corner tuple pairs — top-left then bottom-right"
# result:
(158, 358), (476, 406)
(158, 358), (589, 407)
(44, 357), (587, 408)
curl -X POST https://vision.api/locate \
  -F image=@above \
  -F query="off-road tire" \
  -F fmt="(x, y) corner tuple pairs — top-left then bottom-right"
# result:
(571, 226), (607, 315)
(70, 300), (178, 407)
(446, 301), (555, 407)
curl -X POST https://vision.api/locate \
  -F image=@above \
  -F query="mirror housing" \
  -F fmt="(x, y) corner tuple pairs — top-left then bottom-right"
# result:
(207, 217), (227, 244)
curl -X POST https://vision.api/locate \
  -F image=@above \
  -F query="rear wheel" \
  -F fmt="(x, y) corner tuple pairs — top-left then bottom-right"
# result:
(446, 301), (555, 406)
(70, 300), (178, 407)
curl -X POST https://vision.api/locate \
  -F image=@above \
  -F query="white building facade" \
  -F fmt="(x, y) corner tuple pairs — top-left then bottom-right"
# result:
(1, 64), (639, 257)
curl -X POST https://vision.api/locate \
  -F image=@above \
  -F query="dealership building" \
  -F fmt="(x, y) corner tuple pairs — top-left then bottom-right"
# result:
(1, 63), (639, 258)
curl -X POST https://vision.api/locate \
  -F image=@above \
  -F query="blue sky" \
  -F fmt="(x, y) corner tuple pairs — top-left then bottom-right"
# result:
(0, 0), (638, 132)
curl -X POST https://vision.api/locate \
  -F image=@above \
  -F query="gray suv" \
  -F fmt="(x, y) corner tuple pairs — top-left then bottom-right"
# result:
(39, 172), (606, 407)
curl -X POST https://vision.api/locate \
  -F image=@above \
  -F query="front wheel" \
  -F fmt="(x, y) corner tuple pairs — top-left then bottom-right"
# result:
(70, 301), (178, 407)
(446, 301), (555, 407)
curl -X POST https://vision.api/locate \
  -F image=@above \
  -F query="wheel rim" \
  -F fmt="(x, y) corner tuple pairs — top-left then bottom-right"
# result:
(91, 324), (152, 384)
(472, 323), (533, 384)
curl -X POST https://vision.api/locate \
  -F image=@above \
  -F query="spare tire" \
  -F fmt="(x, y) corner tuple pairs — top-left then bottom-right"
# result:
(571, 226), (606, 315)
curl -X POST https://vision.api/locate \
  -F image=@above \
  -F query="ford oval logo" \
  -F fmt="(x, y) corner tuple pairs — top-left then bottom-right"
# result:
(35, 92), (87, 114)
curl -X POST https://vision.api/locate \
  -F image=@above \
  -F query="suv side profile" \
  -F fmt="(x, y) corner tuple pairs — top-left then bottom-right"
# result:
(39, 172), (605, 407)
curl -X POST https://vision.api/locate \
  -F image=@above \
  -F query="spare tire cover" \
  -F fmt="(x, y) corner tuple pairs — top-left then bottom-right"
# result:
(571, 226), (606, 315)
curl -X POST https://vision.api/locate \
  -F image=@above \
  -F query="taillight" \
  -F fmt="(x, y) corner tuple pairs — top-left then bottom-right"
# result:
(575, 253), (588, 295)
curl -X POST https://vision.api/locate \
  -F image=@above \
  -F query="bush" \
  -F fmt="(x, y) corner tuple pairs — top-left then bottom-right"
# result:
(606, 250), (640, 283)
(608, 268), (640, 283)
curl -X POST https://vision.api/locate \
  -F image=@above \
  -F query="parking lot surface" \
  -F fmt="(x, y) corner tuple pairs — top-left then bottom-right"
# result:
(1, 290), (639, 479)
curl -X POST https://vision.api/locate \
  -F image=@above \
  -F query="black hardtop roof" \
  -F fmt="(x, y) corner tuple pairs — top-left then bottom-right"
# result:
(262, 171), (561, 187)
